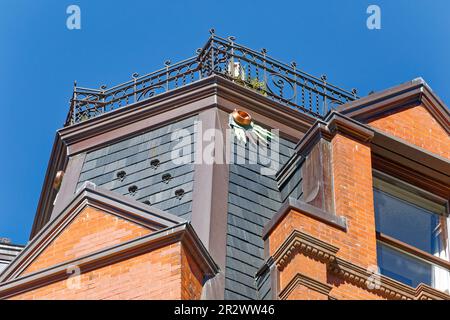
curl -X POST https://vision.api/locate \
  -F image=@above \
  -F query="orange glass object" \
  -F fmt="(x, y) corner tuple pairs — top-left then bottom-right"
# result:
(232, 109), (252, 126)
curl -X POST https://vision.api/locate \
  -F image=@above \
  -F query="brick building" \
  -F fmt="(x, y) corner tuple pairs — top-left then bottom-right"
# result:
(0, 33), (449, 300)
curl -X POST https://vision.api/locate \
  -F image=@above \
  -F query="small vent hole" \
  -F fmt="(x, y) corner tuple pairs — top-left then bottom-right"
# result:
(162, 173), (172, 184)
(150, 159), (160, 169)
(175, 188), (185, 199)
(128, 185), (138, 195)
(143, 200), (151, 205)
(116, 170), (127, 181)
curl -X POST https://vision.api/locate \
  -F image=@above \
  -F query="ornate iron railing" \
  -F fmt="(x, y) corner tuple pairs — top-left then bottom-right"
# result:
(65, 30), (358, 126)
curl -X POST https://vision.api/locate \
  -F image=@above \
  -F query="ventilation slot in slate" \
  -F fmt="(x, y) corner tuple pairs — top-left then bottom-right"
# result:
(116, 170), (126, 181)
(142, 200), (151, 205)
(150, 159), (160, 169)
(128, 185), (138, 195)
(175, 188), (185, 199)
(162, 173), (172, 184)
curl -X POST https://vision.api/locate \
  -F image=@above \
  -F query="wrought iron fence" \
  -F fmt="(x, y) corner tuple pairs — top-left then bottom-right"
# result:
(65, 31), (358, 126)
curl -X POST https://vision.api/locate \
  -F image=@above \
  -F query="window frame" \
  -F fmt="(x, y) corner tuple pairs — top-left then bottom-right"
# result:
(373, 169), (450, 289)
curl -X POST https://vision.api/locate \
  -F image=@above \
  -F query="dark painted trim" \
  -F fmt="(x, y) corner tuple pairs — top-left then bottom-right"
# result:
(29, 134), (67, 240)
(372, 154), (450, 200)
(0, 223), (219, 299)
(325, 111), (374, 143)
(371, 129), (450, 198)
(372, 128), (450, 175)
(51, 152), (86, 220)
(262, 197), (347, 240)
(377, 232), (450, 270)
(337, 78), (450, 134)
(191, 108), (230, 300)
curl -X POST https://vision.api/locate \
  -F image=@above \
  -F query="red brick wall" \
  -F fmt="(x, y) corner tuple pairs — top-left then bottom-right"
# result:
(23, 206), (151, 276)
(368, 104), (450, 159)
(10, 243), (190, 300)
(268, 105), (450, 299)
(181, 245), (204, 300)
(330, 133), (377, 267)
(268, 131), (380, 300)
(6, 206), (207, 300)
(269, 133), (377, 268)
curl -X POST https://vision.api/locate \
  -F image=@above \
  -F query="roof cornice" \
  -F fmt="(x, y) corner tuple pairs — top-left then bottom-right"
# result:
(29, 133), (67, 240)
(58, 75), (316, 154)
(337, 78), (450, 134)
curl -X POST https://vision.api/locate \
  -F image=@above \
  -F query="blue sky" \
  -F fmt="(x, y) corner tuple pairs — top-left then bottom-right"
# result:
(0, 0), (449, 244)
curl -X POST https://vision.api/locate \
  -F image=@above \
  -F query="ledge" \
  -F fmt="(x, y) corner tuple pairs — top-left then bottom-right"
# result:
(325, 111), (374, 143)
(279, 273), (333, 300)
(263, 198), (347, 240)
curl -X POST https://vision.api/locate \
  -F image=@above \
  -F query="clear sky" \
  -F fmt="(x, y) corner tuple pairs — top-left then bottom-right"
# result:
(0, 0), (449, 244)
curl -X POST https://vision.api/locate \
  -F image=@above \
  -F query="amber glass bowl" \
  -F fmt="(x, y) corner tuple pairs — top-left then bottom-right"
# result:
(232, 109), (252, 126)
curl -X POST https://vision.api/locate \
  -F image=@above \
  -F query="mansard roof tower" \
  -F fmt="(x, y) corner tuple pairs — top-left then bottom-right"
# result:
(0, 31), (449, 300)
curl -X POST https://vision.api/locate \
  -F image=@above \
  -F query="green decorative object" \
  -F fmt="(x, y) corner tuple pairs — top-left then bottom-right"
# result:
(229, 109), (273, 144)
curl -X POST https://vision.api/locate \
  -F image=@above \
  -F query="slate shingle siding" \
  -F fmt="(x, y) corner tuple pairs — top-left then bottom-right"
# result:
(76, 115), (303, 300)
(256, 266), (272, 300)
(225, 135), (299, 300)
(77, 116), (197, 220)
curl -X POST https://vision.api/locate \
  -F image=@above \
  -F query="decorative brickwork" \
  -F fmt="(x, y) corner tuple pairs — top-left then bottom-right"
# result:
(265, 109), (450, 300)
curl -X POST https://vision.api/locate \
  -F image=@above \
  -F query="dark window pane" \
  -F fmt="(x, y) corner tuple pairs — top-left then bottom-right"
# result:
(374, 188), (442, 255)
(377, 242), (432, 288)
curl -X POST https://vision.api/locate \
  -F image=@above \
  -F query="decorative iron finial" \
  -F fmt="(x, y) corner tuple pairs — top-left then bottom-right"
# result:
(351, 88), (358, 96)
(73, 80), (77, 87)
(100, 85), (107, 91)
(132, 72), (139, 79)
(196, 48), (202, 54)
(228, 36), (236, 42)
(291, 62), (297, 69)
(164, 60), (171, 67)
(209, 28), (215, 35)
(321, 75), (327, 82)
(261, 48), (267, 55)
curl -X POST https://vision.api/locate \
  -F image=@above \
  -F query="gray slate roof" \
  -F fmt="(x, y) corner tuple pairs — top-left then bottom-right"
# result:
(77, 116), (198, 220)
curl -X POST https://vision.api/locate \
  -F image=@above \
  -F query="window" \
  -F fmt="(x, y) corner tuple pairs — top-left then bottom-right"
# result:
(373, 171), (450, 293)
